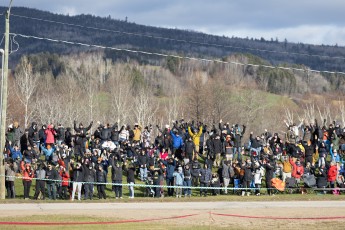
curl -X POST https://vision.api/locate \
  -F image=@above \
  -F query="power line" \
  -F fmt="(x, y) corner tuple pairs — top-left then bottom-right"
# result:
(10, 32), (345, 75)
(11, 13), (345, 61)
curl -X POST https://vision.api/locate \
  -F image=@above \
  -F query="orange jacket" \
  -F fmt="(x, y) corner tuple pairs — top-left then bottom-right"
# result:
(20, 161), (35, 181)
(289, 158), (304, 179)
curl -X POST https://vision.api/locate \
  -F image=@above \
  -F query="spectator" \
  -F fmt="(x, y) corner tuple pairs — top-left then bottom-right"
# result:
(124, 161), (135, 199)
(20, 161), (34, 200)
(96, 164), (107, 199)
(71, 161), (84, 201)
(33, 162), (46, 200)
(45, 162), (59, 200)
(13, 121), (24, 148)
(45, 124), (57, 145)
(83, 163), (96, 200)
(59, 166), (70, 200)
(188, 125), (203, 153)
(199, 163), (212, 197)
(173, 166), (184, 198)
(183, 164), (192, 197)
(112, 161), (124, 199)
(164, 157), (176, 197)
(5, 160), (16, 199)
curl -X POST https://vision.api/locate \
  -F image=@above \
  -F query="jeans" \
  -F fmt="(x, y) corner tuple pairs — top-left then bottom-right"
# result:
(223, 178), (230, 194)
(23, 180), (32, 199)
(183, 179), (192, 196)
(128, 182), (134, 198)
(34, 180), (46, 199)
(166, 177), (174, 196)
(233, 147), (242, 161)
(140, 167), (147, 181)
(200, 182), (209, 196)
(97, 185), (106, 199)
(6, 181), (15, 198)
(47, 183), (57, 200)
(84, 183), (94, 199)
(114, 180), (123, 198)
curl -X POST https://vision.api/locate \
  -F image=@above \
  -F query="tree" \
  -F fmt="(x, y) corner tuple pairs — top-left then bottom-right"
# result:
(14, 57), (39, 128)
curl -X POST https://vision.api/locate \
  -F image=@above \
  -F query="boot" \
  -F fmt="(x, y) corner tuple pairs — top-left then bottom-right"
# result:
(247, 192), (250, 196)
(241, 191), (245, 196)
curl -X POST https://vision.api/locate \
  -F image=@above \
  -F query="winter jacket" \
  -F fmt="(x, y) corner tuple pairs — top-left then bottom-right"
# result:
(290, 158), (304, 179)
(111, 164), (124, 181)
(124, 164), (135, 183)
(316, 168), (328, 188)
(138, 154), (149, 168)
(242, 163), (254, 182)
(46, 168), (59, 184)
(72, 165), (84, 182)
(188, 126), (203, 147)
(190, 160), (201, 177)
(173, 169), (184, 185)
(59, 171), (70, 186)
(100, 127), (112, 141)
(56, 127), (65, 142)
(83, 166), (96, 182)
(211, 138), (223, 154)
(263, 162), (275, 181)
(5, 164), (16, 182)
(222, 161), (233, 179)
(184, 140), (195, 155)
(164, 159), (176, 179)
(133, 126), (142, 142)
(13, 126), (24, 142)
(28, 122), (39, 145)
(45, 125), (57, 144)
(199, 168), (212, 184)
(20, 162), (34, 182)
(170, 131), (183, 149)
(96, 169), (107, 183)
(327, 165), (338, 182)
(41, 144), (56, 161)
(35, 168), (46, 180)
(10, 147), (22, 161)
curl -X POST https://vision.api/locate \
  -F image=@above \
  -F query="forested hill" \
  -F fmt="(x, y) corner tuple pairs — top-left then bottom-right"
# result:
(1, 6), (345, 72)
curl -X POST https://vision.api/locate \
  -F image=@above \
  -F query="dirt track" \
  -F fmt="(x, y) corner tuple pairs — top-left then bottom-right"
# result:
(1, 201), (345, 229)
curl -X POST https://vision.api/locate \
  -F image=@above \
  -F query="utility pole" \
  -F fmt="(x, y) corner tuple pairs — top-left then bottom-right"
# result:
(0, 0), (13, 200)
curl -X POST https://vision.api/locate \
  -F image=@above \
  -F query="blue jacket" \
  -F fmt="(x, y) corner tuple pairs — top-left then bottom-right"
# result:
(173, 169), (184, 185)
(170, 131), (183, 149)
(164, 159), (176, 179)
(10, 147), (22, 160)
(41, 144), (56, 160)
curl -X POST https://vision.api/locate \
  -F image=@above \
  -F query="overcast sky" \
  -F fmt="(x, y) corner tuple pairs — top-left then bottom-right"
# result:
(4, 0), (345, 46)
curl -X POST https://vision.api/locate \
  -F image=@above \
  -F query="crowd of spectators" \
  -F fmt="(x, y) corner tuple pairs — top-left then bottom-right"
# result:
(3, 118), (345, 200)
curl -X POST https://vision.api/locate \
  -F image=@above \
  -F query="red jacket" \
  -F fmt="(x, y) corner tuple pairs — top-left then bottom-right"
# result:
(20, 161), (34, 182)
(59, 171), (70, 187)
(289, 158), (304, 179)
(45, 125), (56, 144)
(327, 165), (337, 182)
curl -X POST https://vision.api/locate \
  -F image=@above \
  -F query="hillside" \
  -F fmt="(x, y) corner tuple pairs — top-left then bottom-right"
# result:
(1, 6), (345, 73)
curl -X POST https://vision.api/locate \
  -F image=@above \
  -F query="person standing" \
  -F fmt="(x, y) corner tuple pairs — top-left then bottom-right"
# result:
(46, 162), (59, 200)
(71, 161), (84, 201)
(33, 162), (46, 200)
(20, 161), (34, 200)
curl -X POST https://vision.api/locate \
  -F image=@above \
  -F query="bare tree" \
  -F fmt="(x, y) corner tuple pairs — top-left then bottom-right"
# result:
(107, 64), (133, 124)
(133, 87), (159, 127)
(14, 57), (39, 128)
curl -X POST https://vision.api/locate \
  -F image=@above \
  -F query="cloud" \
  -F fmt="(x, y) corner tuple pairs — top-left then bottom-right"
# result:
(6, 0), (345, 46)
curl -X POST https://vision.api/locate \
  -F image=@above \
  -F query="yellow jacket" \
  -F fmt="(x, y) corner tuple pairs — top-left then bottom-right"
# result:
(188, 126), (203, 146)
(283, 160), (292, 173)
(133, 125), (142, 142)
